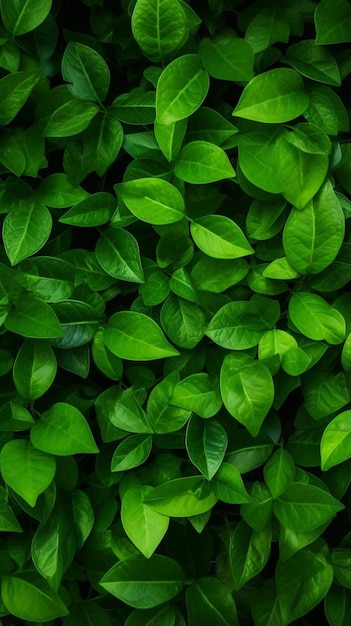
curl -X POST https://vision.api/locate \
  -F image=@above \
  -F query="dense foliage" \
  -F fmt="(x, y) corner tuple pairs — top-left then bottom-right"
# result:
(0, 0), (351, 623)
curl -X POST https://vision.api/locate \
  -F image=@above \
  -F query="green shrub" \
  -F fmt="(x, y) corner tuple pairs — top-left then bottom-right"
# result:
(0, 0), (351, 623)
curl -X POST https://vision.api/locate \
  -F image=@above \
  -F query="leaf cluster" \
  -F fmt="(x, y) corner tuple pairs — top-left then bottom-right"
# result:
(0, 0), (351, 624)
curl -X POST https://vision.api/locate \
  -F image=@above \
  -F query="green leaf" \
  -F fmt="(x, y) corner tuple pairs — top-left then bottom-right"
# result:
(0, 439), (55, 507)
(121, 477), (169, 558)
(186, 416), (227, 479)
(288, 292), (346, 344)
(187, 106), (238, 149)
(154, 118), (188, 161)
(302, 371), (351, 420)
(207, 295), (280, 350)
(13, 339), (57, 400)
(211, 463), (250, 504)
(276, 547), (333, 623)
(0, 0), (52, 35)
(116, 178), (185, 225)
(191, 256), (248, 293)
(160, 294), (206, 349)
(273, 483), (344, 531)
(174, 141), (236, 183)
(49, 299), (98, 349)
(100, 554), (184, 608)
(171, 373), (222, 418)
(60, 192), (116, 227)
(240, 482), (273, 531)
(109, 89), (156, 125)
(229, 521), (272, 590)
(36, 173), (89, 208)
(325, 585), (351, 626)
(1, 572), (68, 621)
(264, 449), (295, 499)
(103, 311), (179, 360)
(233, 68), (309, 123)
(190, 215), (253, 259)
(156, 54), (209, 125)
(331, 549), (351, 589)
(0, 70), (40, 125)
(315, 0), (351, 44)
(285, 40), (341, 86)
(199, 33), (254, 81)
(144, 476), (217, 516)
(283, 182), (345, 275)
(44, 99), (99, 137)
(3, 200), (52, 265)
(62, 41), (110, 102)
(321, 410), (351, 471)
(4, 296), (63, 339)
(237, 126), (329, 208)
(108, 386), (153, 435)
(305, 85), (349, 135)
(111, 434), (152, 471)
(186, 577), (238, 626)
(220, 352), (274, 436)
(95, 228), (144, 283)
(245, 7), (290, 53)
(92, 328), (123, 381)
(132, 0), (188, 62)
(30, 402), (99, 455)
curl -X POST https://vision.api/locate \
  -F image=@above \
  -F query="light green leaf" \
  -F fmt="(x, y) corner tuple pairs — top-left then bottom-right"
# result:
(199, 33), (254, 81)
(100, 554), (184, 608)
(95, 228), (144, 283)
(186, 416), (227, 480)
(0, 440), (55, 507)
(190, 215), (253, 259)
(3, 200), (52, 265)
(1, 572), (68, 621)
(0, 0), (52, 35)
(174, 141), (236, 183)
(273, 482), (344, 531)
(132, 0), (188, 62)
(288, 292), (346, 344)
(220, 352), (274, 436)
(283, 181), (345, 275)
(62, 41), (110, 102)
(315, 0), (351, 44)
(233, 68), (309, 123)
(13, 339), (57, 400)
(321, 410), (351, 470)
(116, 178), (185, 224)
(103, 311), (179, 360)
(171, 373), (222, 418)
(92, 328), (123, 381)
(241, 482), (273, 531)
(30, 402), (99, 455)
(156, 54), (209, 125)
(207, 295), (280, 350)
(121, 477), (169, 558)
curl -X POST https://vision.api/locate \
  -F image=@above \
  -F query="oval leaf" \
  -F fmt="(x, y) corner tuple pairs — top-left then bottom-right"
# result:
(103, 311), (179, 360)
